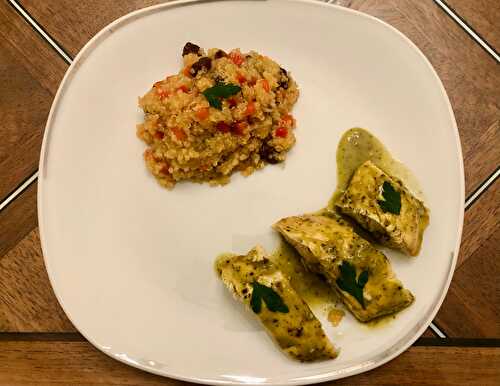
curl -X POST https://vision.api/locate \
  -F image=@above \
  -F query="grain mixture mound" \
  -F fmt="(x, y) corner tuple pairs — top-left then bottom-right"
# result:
(137, 43), (299, 189)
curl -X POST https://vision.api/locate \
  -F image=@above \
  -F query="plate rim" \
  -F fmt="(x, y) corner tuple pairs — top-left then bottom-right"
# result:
(37, 0), (465, 384)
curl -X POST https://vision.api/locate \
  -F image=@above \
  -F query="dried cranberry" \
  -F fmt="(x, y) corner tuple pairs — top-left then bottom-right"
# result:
(190, 57), (212, 76)
(259, 143), (280, 164)
(214, 50), (227, 59)
(278, 80), (289, 89)
(182, 42), (201, 56)
(216, 122), (231, 133)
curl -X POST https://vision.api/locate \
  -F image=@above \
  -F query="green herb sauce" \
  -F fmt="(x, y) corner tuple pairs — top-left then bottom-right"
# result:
(329, 128), (424, 208)
(270, 242), (338, 311)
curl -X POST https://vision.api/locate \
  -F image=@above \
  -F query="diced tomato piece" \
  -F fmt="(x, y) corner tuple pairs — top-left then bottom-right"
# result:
(156, 89), (170, 99)
(154, 130), (165, 140)
(159, 163), (170, 175)
(227, 98), (238, 108)
(236, 72), (247, 85)
(232, 121), (248, 136)
(177, 85), (189, 93)
(171, 126), (187, 141)
(245, 101), (256, 116)
(229, 51), (245, 66)
(275, 127), (288, 138)
(216, 122), (231, 133)
(196, 107), (210, 120)
(183, 65), (192, 77)
(280, 114), (294, 127)
(261, 79), (270, 92)
(144, 149), (153, 161)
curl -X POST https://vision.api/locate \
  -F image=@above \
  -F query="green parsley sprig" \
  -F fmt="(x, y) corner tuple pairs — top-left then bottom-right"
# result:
(202, 83), (241, 109)
(378, 181), (401, 215)
(336, 261), (369, 309)
(250, 282), (289, 314)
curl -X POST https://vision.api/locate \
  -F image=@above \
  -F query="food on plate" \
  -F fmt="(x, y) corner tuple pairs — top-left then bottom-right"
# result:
(333, 127), (426, 203)
(336, 160), (429, 256)
(327, 307), (345, 327)
(215, 246), (338, 361)
(137, 42), (299, 189)
(211, 126), (428, 358)
(330, 127), (429, 255)
(273, 214), (414, 322)
(270, 242), (338, 309)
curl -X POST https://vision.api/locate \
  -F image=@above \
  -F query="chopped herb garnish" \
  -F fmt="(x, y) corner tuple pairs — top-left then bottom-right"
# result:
(202, 83), (241, 109)
(250, 281), (289, 314)
(378, 181), (401, 215)
(336, 261), (369, 309)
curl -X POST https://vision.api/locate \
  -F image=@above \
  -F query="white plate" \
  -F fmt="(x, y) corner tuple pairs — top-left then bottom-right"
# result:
(38, 0), (464, 384)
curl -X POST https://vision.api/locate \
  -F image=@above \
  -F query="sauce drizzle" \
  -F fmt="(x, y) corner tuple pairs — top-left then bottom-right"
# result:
(329, 127), (425, 208)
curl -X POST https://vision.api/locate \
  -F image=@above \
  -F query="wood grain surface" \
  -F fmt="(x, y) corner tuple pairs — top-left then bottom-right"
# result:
(0, 229), (75, 333)
(436, 228), (500, 337)
(422, 328), (437, 338)
(446, 0), (500, 50)
(0, 2), (66, 201)
(458, 178), (499, 268)
(0, 342), (498, 385)
(0, 183), (37, 259)
(18, 0), (163, 57)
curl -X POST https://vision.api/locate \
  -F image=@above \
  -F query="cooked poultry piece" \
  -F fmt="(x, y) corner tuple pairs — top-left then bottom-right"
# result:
(274, 215), (414, 322)
(336, 160), (429, 256)
(215, 246), (338, 361)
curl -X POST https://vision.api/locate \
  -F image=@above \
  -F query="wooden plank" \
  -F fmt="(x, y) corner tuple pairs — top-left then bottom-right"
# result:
(0, 2), (66, 201)
(446, 0), (500, 49)
(421, 328), (437, 338)
(0, 341), (497, 385)
(435, 230), (500, 338)
(0, 183), (37, 259)
(458, 178), (499, 268)
(0, 229), (75, 333)
(18, 0), (163, 57)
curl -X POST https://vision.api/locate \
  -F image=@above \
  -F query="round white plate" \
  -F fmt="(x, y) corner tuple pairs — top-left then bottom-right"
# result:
(39, 0), (464, 384)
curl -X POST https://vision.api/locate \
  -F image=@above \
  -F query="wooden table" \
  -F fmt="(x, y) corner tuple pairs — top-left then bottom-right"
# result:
(1, 0), (498, 384)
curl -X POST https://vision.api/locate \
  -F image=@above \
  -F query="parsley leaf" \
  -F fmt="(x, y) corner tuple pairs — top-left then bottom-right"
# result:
(204, 94), (222, 109)
(378, 181), (401, 215)
(336, 261), (369, 309)
(250, 281), (289, 314)
(202, 83), (241, 110)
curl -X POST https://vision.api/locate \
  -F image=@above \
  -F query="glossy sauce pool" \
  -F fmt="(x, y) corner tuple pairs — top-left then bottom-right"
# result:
(330, 127), (425, 206)
(270, 242), (338, 312)
(218, 128), (423, 328)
